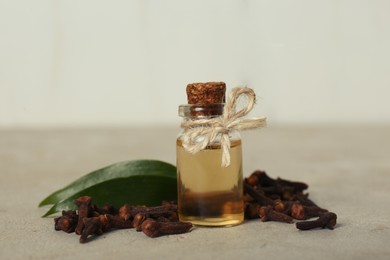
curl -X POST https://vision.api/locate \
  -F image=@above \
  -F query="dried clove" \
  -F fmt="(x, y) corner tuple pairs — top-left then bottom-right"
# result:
(106, 214), (133, 229)
(132, 213), (147, 231)
(141, 218), (193, 238)
(244, 183), (275, 206)
(273, 200), (285, 213)
(75, 196), (93, 235)
(296, 212), (337, 230)
(130, 205), (178, 217)
(161, 200), (178, 210)
(245, 173), (261, 186)
(282, 201), (294, 216)
(54, 210), (78, 233)
(132, 210), (178, 231)
(79, 215), (108, 243)
(276, 177), (308, 193)
(249, 170), (278, 187)
(259, 206), (293, 223)
(94, 203), (118, 215)
(291, 203), (328, 220)
(119, 204), (170, 220)
(118, 204), (133, 221)
(249, 170), (308, 192)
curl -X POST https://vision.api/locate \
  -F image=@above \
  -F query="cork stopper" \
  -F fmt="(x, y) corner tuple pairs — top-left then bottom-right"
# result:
(179, 82), (226, 118)
(186, 82), (226, 104)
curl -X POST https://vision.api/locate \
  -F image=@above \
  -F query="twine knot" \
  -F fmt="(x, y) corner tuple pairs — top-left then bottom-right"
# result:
(181, 87), (267, 167)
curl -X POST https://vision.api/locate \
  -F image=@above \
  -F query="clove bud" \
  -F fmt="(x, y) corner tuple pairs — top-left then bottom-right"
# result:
(296, 212), (337, 230)
(141, 219), (193, 238)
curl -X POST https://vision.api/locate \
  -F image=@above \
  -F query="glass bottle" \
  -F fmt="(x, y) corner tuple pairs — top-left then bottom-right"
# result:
(176, 102), (244, 227)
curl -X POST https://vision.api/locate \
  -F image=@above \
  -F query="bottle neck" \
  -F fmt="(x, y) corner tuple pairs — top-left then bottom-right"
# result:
(178, 103), (224, 120)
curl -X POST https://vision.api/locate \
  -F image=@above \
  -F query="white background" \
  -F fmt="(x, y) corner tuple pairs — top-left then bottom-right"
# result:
(1, 0), (389, 128)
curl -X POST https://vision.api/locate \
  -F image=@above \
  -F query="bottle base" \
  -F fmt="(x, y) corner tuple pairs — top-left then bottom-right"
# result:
(179, 214), (244, 227)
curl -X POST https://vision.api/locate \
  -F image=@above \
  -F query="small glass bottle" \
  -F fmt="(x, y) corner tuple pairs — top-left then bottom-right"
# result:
(176, 82), (244, 226)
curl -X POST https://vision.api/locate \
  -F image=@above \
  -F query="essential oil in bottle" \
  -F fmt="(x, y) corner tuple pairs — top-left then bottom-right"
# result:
(176, 82), (244, 226)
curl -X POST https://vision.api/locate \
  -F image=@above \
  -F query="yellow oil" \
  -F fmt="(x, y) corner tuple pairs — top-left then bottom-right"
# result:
(176, 139), (244, 226)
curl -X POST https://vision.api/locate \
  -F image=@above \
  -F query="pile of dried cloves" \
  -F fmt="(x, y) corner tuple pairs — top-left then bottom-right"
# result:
(53, 170), (337, 243)
(244, 170), (337, 230)
(54, 197), (192, 243)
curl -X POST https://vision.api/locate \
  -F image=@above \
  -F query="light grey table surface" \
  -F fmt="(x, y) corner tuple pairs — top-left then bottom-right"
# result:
(0, 126), (389, 260)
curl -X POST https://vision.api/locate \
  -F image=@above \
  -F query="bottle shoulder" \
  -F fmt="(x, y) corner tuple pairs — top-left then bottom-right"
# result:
(177, 130), (241, 143)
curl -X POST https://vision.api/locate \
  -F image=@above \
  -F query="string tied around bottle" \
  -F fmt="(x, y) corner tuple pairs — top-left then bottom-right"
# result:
(180, 87), (267, 167)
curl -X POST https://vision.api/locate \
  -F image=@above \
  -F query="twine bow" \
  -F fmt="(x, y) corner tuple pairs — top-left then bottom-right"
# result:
(181, 87), (267, 167)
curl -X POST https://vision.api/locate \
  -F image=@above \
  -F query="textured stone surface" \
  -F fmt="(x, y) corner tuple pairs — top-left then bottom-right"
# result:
(0, 126), (389, 259)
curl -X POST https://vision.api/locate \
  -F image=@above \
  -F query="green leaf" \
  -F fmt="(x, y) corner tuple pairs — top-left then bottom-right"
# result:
(39, 160), (176, 207)
(42, 175), (177, 217)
